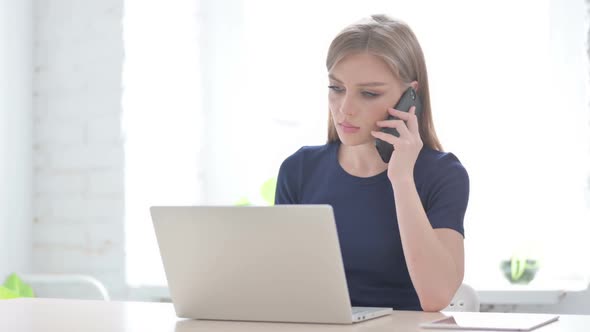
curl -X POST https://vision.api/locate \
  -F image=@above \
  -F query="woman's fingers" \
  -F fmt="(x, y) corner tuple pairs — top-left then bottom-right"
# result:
(376, 118), (411, 138)
(371, 130), (401, 145)
(387, 107), (419, 135)
(407, 107), (419, 133)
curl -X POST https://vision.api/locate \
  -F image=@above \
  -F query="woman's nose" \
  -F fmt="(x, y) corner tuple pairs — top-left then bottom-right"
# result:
(339, 94), (356, 116)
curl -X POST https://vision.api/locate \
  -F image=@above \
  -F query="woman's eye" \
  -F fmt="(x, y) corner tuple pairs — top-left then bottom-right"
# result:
(362, 91), (380, 98)
(328, 85), (344, 93)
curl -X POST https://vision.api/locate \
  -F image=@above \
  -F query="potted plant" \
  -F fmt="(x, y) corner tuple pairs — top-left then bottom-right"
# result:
(0, 273), (34, 299)
(500, 256), (540, 284)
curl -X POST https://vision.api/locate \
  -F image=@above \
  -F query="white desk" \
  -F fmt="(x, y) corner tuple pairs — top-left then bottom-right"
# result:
(2, 298), (589, 332)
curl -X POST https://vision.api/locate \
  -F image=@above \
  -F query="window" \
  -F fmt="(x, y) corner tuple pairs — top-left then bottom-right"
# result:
(123, 0), (202, 286)
(123, 0), (590, 290)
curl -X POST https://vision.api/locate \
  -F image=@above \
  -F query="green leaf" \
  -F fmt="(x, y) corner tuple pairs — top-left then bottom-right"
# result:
(3, 273), (35, 298)
(21, 284), (34, 298)
(260, 177), (277, 206)
(0, 286), (19, 299)
(4, 274), (21, 293)
(235, 197), (252, 206)
(511, 257), (526, 281)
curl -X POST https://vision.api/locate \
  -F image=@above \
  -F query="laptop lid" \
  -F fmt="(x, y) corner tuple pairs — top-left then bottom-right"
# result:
(151, 205), (356, 324)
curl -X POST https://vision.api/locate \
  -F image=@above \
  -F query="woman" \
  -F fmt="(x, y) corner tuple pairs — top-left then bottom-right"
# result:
(275, 14), (469, 312)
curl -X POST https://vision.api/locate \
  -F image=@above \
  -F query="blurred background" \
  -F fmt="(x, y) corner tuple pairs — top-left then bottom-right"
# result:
(1, 0), (589, 313)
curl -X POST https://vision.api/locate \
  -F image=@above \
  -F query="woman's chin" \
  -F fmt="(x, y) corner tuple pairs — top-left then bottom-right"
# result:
(338, 135), (374, 147)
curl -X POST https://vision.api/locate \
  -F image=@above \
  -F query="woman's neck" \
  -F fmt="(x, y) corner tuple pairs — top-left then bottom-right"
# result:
(337, 142), (388, 178)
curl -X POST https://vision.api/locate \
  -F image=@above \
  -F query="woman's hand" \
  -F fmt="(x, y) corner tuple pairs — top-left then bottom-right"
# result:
(371, 106), (423, 185)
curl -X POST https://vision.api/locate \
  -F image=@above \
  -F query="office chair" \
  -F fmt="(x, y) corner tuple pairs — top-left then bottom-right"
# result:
(444, 283), (480, 312)
(19, 273), (110, 301)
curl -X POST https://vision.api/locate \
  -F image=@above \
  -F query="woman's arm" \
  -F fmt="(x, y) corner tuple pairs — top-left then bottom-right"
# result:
(372, 107), (467, 312)
(392, 178), (464, 312)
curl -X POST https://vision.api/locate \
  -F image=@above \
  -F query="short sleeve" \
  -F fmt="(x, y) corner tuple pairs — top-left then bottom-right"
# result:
(424, 155), (470, 237)
(274, 149), (303, 204)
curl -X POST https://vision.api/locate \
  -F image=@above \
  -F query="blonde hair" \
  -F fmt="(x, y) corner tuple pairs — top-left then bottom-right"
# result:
(326, 14), (442, 151)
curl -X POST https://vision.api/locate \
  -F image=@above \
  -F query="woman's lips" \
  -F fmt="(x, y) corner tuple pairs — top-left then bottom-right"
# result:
(339, 122), (360, 134)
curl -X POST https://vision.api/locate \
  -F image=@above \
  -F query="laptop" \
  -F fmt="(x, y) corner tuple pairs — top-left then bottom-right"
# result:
(150, 205), (393, 324)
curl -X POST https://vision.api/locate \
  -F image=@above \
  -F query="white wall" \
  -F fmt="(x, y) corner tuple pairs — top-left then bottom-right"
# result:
(32, 0), (126, 299)
(22, 0), (590, 307)
(484, 0), (590, 314)
(199, 0), (246, 205)
(0, 0), (33, 279)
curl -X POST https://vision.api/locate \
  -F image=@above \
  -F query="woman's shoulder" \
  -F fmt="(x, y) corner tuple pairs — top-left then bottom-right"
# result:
(419, 147), (462, 165)
(416, 147), (468, 179)
(280, 142), (337, 168)
(277, 143), (337, 190)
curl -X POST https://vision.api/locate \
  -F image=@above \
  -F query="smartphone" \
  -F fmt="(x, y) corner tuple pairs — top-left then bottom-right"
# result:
(375, 87), (423, 163)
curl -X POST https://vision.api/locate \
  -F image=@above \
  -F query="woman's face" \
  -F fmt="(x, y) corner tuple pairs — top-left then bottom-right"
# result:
(328, 52), (406, 147)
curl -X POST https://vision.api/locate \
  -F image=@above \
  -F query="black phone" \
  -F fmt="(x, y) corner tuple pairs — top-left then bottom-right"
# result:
(375, 87), (423, 163)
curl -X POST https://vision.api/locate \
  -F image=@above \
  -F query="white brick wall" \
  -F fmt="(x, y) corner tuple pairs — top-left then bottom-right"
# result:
(33, 0), (126, 299)
(0, 0), (33, 279)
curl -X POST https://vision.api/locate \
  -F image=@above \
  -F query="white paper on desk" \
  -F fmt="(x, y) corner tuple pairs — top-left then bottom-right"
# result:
(419, 312), (559, 331)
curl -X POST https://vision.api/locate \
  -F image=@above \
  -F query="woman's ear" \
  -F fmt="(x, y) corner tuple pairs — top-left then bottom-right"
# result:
(410, 80), (419, 92)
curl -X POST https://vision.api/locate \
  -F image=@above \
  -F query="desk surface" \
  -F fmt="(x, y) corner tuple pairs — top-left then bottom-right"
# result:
(2, 298), (587, 332)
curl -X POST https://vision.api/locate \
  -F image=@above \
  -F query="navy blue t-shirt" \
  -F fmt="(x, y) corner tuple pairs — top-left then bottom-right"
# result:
(274, 141), (469, 311)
